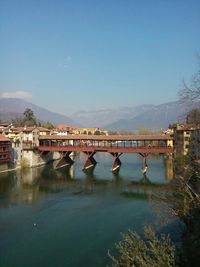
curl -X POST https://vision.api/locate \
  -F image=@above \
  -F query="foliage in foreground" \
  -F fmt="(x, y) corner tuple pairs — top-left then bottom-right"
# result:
(164, 155), (200, 267)
(173, 170), (200, 267)
(108, 226), (177, 267)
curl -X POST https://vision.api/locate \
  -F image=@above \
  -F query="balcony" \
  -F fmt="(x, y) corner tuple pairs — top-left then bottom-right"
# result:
(22, 141), (37, 150)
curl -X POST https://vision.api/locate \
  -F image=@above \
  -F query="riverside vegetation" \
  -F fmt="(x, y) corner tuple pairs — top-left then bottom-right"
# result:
(108, 63), (200, 267)
(108, 153), (200, 267)
(108, 157), (200, 267)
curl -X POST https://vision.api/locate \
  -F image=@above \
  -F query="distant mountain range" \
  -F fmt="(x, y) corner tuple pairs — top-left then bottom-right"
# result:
(71, 105), (154, 128)
(0, 98), (74, 125)
(71, 101), (199, 131)
(0, 98), (199, 131)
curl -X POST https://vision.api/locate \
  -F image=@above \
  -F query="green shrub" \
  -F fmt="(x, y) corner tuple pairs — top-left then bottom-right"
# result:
(108, 226), (177, 267)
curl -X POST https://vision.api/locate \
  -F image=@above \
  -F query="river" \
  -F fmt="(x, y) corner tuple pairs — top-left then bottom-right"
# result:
(0, 153), (180, 267)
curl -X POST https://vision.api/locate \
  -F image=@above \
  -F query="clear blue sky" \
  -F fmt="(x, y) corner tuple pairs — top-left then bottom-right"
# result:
(0, 0), (199, 115)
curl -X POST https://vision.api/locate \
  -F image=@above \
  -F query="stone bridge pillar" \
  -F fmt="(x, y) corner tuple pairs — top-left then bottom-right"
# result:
(110, 152), (123, 172)
(83, 151), (97, 170)
(139, 153), (148, 174)
(55, 151), (74, 169)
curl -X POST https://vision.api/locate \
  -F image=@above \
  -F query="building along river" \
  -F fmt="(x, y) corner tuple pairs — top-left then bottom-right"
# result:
(0, 153), (181, 267)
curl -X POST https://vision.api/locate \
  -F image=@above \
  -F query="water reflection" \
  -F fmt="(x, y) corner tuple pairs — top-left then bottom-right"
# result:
(0, 155), (178, 267)
(19, 167), (41, 185)
(165, 159), (174, 180)
(0, 154), (173, 207)
(138, 174), (152, 185)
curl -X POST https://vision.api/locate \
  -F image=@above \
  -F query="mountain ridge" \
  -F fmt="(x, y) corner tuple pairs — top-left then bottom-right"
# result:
(104, 101), (199, 131)
(0, 98), (198, 131)
(0, 98), (75, 125)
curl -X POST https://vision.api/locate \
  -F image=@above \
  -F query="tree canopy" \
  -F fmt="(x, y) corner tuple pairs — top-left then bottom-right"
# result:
(23, 108), (37, 126)
(179, 60), (200, 125)
(108, 226), (176, 267)
(186, 108), (200, 124)
(42, 121), (54, 129)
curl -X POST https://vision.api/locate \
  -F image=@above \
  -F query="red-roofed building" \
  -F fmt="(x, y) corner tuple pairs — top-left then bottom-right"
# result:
(53, 124), (73, 135)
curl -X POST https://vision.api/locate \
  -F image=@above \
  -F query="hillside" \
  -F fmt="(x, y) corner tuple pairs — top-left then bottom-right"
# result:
(104, 101), (200, 131)
(0, 98), (198, 131)
(0, 98), (74, 125)
(71, 105), (155, 128)
(71, 101), (199, 131)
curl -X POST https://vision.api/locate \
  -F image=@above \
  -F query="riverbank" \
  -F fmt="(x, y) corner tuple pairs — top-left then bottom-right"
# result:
(0, 166), (21, 174)
(108, 157), (200, 267)
(179, 175), (200, 267)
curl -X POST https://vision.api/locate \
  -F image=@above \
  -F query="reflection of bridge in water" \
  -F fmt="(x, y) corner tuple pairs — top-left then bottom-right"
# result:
(0, 161), (173, 207)
(39, 134), (173, 173)
(38, 165), (172, 201)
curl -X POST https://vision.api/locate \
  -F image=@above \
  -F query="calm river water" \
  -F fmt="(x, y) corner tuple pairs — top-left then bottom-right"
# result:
(0, 153), (180, 267)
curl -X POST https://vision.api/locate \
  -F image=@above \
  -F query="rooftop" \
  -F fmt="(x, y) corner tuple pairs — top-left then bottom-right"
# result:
(0, 135), (11, 142)
(39, 134), (173, 141)
(175, 124), (200, 131)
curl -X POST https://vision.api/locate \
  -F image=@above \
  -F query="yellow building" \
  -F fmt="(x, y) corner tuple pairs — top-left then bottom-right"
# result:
(72, 127), (108, 135)
(7, 127), (23, 141)
(162, 129), (174, 148)
(173, 124), (200, 156)
(37, 127), (51, 136)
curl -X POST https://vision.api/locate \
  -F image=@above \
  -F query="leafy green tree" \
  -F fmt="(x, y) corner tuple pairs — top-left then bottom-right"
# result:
(168, 123), (177, 129)
(23, 108), (37, 126)
(159, 153), (200, 267)
(23, 108), (35, 121)
(94, 130), (101, 135)
(108, 226), (176, 267)
(42, 121), (54, 129)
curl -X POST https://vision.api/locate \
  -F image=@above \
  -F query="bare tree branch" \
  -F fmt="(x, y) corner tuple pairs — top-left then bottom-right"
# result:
(179, 69), (200, 102)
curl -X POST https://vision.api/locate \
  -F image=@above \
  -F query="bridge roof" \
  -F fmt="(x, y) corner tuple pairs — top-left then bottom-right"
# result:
(39, 134), (173, 141)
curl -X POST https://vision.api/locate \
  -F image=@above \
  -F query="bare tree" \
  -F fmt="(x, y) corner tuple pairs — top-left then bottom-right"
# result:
(179, 58), (200, 102)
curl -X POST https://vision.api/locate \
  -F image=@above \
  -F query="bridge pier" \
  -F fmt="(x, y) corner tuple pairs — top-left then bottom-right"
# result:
(55, 152), (74, 169)
(39, 151), (50, 157)
(38, 134), (174, 172)
(139, 153), (148, 174)
(110, 152), (123, 172)
(83, 151), (97, 170)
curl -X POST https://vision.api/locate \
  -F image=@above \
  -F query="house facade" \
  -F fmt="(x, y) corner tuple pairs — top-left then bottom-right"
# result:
(72, 127), (108, 136)
(190, 128), (200, 160)
(173, 124), (200, 157)
(0, 135), (11, 171)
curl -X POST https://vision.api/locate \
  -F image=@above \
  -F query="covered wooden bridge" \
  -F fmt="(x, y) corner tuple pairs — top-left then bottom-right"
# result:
(38, 134), (173, 172)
